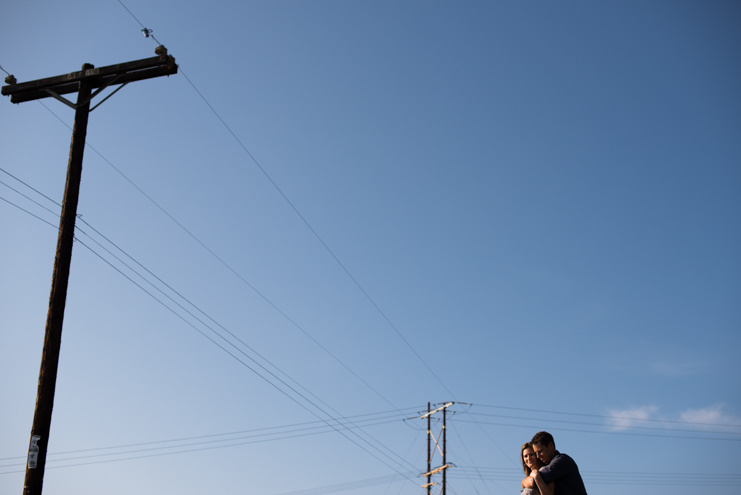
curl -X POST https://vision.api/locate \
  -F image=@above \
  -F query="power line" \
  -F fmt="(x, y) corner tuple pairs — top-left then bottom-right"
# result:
(72, 235), (420, 478)
(15, 11), (446, 476)
(271, 473), (416, 495)
(114, 0), (454, 400)
(0, 412), (419, 473)
(457, 465), (741, 478)
(5, 98), (423, 467)
(1, 166), (62, 208)
(0, 195), (59, 230)
(447, 420), (501, 495)
(2, 190), (411, 474)
(1, 181), (421, 479)
(464, 411), (741, 435)
(0, 178), (60, 220)
(3, 183), (735, 467)
(452, 404), (518, 469)
(2, 190), (407, 477)
(115, 0), (162, 45)
(10, 28), (448, 483)
(72, 213), (422, 475)
(72, 223), (423, 473)
(34, 88), (401, 415)
(452, 466), (741, 486)
(451, 418), (741, 442)
(0, 408), (420, 463)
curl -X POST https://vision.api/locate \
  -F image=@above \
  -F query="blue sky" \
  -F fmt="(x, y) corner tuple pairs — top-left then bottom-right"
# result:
(1, 1), (740, 494)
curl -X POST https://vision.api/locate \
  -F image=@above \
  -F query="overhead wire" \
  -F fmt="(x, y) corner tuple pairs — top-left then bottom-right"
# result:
(447, 403), (518, 469)
(0, 409), (419, 474)
(451, 417), (741, 442)
(0, 197), (735, 484)
(2, 205), (732, 474)
(10, 10), (734, 488)
(10, 16), (450, 481)
(18, 1), (454, 475)
(4, 59), (422, 472)
(72, 236), (423, 474)
(0, 177), (61, 219)
(387, 429), (426, 495)
(34, 65), (401, 416)
(464, 411), (741, 435)
(3, 5), (735, 489)
(73, 235), (421, 478)
(0, 407), (419, 463)
(452, 466), (741, 487)
(0, 171), (422, 479)
(447, 419), (501, 495)
(113, 0), (455, 400)
(0, 195), (59, 230)
(74, 208), (422, 472)
(270, 473), (416, 495)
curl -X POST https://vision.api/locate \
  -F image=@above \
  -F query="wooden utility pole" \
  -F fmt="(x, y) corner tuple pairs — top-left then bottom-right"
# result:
(2, 47), (177, 495)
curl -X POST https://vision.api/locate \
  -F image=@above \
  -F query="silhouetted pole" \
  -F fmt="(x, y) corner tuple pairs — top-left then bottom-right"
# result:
(22, 64), (93, 495)
(2, 47), (177, 495)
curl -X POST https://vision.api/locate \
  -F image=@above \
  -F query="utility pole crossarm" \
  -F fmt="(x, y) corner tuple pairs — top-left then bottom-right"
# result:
(420, 402), (453, 419)
(422, 464), (452, 477)
(2, 50), (177, 104)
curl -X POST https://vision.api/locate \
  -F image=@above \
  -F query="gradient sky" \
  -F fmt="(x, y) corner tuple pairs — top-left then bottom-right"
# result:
(1, 2), (740, 495)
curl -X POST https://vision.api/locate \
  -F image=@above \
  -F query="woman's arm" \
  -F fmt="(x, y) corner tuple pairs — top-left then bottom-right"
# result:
(530, 470), (554, 495)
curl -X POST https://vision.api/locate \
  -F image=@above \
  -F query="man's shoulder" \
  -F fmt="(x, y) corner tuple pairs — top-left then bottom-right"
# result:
(550, 451), (577, 465)
(541, 451), (579, 478)
(542, 451), (587, 495)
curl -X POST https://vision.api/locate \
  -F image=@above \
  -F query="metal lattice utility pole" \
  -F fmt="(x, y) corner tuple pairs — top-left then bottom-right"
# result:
(420, 402), (454, 495)
(1, 47), (177, 495)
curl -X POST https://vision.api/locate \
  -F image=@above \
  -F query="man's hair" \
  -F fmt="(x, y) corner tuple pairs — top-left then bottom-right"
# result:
(531, 431), (555, 448)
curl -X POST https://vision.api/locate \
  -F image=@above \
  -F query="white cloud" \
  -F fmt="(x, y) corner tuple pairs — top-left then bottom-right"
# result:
(606, 405), (658, 431)
(679, 404), (741, 429)
(604, 404), (741, 433)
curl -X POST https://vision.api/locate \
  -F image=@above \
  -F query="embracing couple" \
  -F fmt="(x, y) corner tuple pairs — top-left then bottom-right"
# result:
(520, 431), (588, 495)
